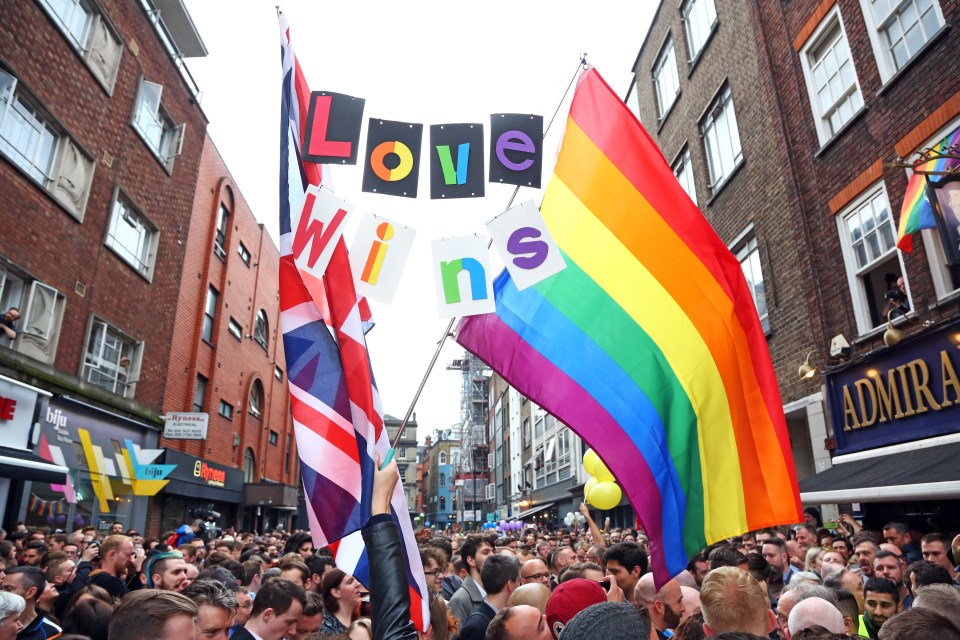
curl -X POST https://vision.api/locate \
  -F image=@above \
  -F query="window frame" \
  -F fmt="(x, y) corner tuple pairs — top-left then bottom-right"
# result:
(858, 0), (946, 84)
(672, 145), (698, 205)
(249, 379), (263, 419)
(82, 317), (141, 398)
(202, 286), (218, 344)
(253, 309), (268, 350)
(238, 241), (251, 266)
(731, 231), (770, 334)
(131, 77), (184, 172)
(700, 83), (744, 194)
(214, 203), (229, 260)
(799, 7), (865, 146)
(228, 318), (242, 341)
(193, 374), (207, 412)
(681, 0), (719, 64)
(439, 451), (447, 465)
(219, 399), (233, 421)
(652, 35), (681, 121)
(268, 430), (279, 445)
(104, 191), (159, 280)
(836, 181), (912, 334)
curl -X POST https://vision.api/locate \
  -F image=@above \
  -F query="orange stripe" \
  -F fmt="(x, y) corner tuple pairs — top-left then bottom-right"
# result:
(555, 120), (798, 528)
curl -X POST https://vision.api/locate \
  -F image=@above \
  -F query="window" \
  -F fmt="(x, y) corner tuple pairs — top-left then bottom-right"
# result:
(243, 448), (256, 482)
(439, 496), (446, 511)
(228, 318), (242, 340)
(800, 9), (864, 145)
(0, 269), (64, 363)
(214, 204), (229, 260)
(682, 0), (718, 62)
(860, 0), (945, 81)
(653, 37), (681, 120)
(249, 379), (263, 418)
(274, 366), (284, 381)
(238, 241), (251, 266)
(83, 319), (140, 397)
(398, 446), (407, 460)
(202, 286), (218, 343)
(522, 417), (531, 448)
(193, 375), (207, 412)
(439, 451), (447, 465)
(735, 236), (769, 333)
(36, 0), (122, 92)
(105, 194), (158, 277)
(701, 84), (743, 193)
(439, 473), (446, 487)
(0, 69), (95, 219)
(625, 78), (642, 122)
(285, 434), (292, 473)
(837, 184), (910, 333)
(253, 309), (268, 349)
(131, 78), (184, 169)
(269, 430), (279, 445)
(219, 400), (233, 420)
(672, 147), (698, 205)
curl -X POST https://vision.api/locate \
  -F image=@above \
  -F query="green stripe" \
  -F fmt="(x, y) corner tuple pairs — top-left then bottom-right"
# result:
(536, 254), (707, 556)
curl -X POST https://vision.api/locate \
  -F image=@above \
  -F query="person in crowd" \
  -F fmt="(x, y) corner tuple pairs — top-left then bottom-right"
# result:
(448, 534), (495, 624)
(520, 558), (552, 589)
(708, 545), (749, 572)
(872, 550), (909, 609)
(785, 597), (844, 640)
(144, 550), (189, 591)
(283, 533), (314, 559)
(862, 577), (901, 639)
(911, 582), (960, 618)
(907, 559), (953, 591)
(418, 546), (447, 596)
(288, 592), (323, 640)
(557, 562), (604, 583)
(442, 557), (465, 601)
(602, 542), (647, 606)
(107, 589), (198, 640)
(700, 567), (775, 637)
(635, 574), (684, 639)
(0, 592), (25, 640)
(304, 553), (334, 594)
(881, 522), (921, 564)
(278, 557), (310, 589)
(232, 579), (305, 640)
(61, 598), (112, 640)
(321, 569), (362, 634)
(852, 533), (880, 579)
(230, 586), (254, 635)
(19, 543), (46, 567)
(485, 604), (564, 640)
(793, 526), (819, 555)
(0, 566), (61, 640)
(803, 548), (825, 575)
(458, 554), (520, 640)
(876, 607), (960, 640)
(507, 583), (551, 613)
(828, 587), (860, 637)
(182, 579), (237, 640)
(543, 578), (608, 638)
(347, 617), (373, 640)
(88, 535), (134, 599)
(0, 308), (20, 343)
(919, 532), (958, 581)
(548, 547), (576, 587)
(762, 538), (796, 589)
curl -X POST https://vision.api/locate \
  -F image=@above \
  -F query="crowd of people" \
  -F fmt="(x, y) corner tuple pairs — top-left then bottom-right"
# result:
(2, 467), (960, 640)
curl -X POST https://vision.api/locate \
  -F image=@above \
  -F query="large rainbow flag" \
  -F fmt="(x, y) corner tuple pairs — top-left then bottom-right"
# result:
(897, 126), (960, 252)
(457, 68), (802, 583)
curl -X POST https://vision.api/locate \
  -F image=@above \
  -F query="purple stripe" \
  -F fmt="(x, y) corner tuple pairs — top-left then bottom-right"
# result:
(458, 312), (671, 579)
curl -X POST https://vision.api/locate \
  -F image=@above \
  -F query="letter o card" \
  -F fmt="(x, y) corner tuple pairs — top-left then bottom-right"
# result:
(487, 200), (565, 290)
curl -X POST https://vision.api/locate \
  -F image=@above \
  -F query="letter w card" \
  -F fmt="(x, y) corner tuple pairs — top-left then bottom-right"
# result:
(487, 200), (566, 290)
(349, 212), (416, 305)
(291, 185), (353, 280)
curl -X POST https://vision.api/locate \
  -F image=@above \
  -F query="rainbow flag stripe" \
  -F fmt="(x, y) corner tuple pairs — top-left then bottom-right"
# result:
(457, 68), (801, 582)
(897, 126), (960, 252)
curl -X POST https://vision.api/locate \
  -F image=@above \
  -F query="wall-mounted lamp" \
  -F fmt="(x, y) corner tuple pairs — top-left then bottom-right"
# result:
(798, 352), (817, 380)
(884, 310), (904, 347)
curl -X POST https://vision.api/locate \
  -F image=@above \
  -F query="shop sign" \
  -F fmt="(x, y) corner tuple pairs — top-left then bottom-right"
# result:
(164, 449), (245, 494)
(826, 322), (960, 454)
(0, 377), (39, 450)
(162, 412), (208, 440)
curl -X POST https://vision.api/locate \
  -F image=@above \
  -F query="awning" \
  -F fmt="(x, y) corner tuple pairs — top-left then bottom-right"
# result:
(799, 441), (960, 503)
(517, 502), (556, 520)
(0, 447), (68, 484)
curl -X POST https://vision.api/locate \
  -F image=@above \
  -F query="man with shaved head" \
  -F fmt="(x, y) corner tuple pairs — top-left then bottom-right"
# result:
(786, 597), (844, 639)
(507, 583), (551, 613)
(635, 574), (685, 639)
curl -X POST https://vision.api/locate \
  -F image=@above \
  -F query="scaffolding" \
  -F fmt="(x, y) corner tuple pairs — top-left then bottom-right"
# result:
(446, 351), (490, 528)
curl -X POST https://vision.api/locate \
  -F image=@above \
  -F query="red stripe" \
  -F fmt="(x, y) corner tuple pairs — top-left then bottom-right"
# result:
(291, 396), (361, 464)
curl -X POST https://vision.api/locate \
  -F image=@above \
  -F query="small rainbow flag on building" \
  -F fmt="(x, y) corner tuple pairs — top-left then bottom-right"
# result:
(457, 68), (802, 583)
(897, 126), (960, 252)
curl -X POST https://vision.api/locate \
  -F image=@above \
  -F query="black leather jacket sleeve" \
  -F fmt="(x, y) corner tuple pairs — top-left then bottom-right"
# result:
(362, 513), (419, 640)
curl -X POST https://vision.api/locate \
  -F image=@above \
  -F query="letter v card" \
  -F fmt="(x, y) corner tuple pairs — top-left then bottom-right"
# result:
(487, 200), (566, 290)
(349, 212), (416, 305)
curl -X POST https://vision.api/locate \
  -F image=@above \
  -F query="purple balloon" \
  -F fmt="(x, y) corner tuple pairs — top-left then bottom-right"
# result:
(46, 514), (55, 524)
(74, 515), (85, 527)
(55, 514), (66, 524)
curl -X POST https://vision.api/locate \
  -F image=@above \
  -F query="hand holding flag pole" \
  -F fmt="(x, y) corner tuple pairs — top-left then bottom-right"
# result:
(381, 55), (590, 471)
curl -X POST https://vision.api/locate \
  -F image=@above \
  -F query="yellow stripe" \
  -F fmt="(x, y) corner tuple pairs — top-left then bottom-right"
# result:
(542, 178), (747, 540)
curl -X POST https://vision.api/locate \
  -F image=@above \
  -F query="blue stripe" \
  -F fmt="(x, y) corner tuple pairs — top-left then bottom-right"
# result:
(493, 270), (688, 554)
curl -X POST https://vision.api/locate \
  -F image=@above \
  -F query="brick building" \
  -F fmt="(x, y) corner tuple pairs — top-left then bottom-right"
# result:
(631, 0), (960, 528)
(0, 0), (207, 532)
(151, 132), (297, 536)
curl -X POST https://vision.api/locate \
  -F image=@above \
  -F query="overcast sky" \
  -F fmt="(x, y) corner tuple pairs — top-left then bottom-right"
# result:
(182, 0), (656, 441)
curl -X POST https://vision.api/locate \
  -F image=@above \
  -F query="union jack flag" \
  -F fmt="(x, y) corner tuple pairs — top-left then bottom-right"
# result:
(277, 13), (429, 631)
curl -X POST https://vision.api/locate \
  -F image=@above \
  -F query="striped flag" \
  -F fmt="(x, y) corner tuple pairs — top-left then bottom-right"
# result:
(457, 68), (801, 585)
(277, 13), (429, 630)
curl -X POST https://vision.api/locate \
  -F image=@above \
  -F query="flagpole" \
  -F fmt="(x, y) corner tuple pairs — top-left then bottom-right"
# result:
(384, 54), (588, 465)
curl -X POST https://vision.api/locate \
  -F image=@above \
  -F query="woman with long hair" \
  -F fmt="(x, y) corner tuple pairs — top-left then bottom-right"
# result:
(320, 568), (362, 635)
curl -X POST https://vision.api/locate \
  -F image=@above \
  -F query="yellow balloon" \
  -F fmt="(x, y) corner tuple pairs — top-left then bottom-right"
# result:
(593, 458), (615, 483)
(584, 477), (598, 501)
(588, 481), (622, 510)
(582, 449), (600, 477)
